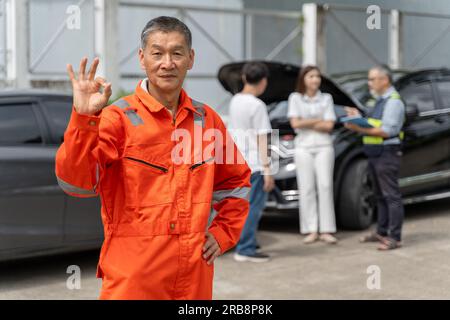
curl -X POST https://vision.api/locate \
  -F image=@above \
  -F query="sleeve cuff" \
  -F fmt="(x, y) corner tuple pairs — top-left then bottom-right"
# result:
(208, 225), (232, 254)
(380, 125), (397, 137)
(69, 106), (102, 132)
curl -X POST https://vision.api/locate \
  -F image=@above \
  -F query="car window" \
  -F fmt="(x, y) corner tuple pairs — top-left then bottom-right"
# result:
(435, 81), (450, 109)
(42, 99), (72, 143)
(400, 83), (435, 113)
(0, 104), (42, 145)
(268, 101), (288, 120)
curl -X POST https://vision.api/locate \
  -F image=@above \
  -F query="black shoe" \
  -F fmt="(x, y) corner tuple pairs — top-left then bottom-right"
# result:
(256, 244), (261, 251)
(234, 252), (270, 263)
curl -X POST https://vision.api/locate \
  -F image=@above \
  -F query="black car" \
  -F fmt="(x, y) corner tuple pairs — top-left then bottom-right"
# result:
(218, 62), (450, 230)
(0, 90), (102, 261)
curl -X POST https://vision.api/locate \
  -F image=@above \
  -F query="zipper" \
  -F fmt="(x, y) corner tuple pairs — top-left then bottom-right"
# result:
(125, 157), (168, 173)
(189, 157), (214, 171)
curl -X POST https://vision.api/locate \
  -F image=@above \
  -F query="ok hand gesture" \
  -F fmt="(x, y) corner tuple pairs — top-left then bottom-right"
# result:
(67, 57), (112, 116)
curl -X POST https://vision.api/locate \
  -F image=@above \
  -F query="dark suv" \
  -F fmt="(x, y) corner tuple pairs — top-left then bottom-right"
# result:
(0, 90), (102, 261)
(218, 62), (450, 230)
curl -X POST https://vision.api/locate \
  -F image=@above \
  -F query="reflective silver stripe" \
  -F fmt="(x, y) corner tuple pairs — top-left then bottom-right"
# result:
(113, 98), (129, 109)
(124, 110), (144, 126)
(57, 177), (97, 196)
(192, 100), (205, 128)
(207, 208), (218, 229)
(113, 98), (144, 126)
(212, 187), (250, 203)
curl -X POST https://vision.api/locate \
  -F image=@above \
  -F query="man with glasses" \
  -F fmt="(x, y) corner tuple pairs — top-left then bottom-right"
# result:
(344, 65), (405, 251)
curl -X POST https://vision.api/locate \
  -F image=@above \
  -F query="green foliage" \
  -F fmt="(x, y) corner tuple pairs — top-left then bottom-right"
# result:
(108, 88), (133, 105)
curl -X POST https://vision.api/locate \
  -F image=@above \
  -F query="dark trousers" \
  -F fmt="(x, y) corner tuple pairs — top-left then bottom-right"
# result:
(367, 145), (404, 241)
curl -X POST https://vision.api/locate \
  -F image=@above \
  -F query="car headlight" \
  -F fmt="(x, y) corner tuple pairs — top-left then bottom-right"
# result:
(281, 139), (295, 150)
(285, 163), (296, 172)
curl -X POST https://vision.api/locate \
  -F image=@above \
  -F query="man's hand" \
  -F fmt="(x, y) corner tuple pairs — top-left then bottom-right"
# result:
(263, 171), (275, 192)
(67, 57), (112, 116)
(203, 232), (221, 265)
(345, 107), (361, 117)
(345, 123), (388, 138)
(344, 122), (363, 132)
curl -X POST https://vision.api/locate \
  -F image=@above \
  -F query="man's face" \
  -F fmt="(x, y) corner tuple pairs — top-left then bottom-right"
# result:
(367, 69), (389, 95)
(139, 31), (194, 94)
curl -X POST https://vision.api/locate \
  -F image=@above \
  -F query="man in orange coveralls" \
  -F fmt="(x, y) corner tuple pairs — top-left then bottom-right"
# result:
(55, 16), (251, 300)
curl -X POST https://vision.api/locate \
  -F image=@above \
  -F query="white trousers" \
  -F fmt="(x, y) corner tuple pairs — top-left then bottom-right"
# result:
(295, 146), (336, 234)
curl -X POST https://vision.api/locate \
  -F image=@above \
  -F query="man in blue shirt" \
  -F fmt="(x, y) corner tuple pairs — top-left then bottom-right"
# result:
(345, 65), (405, 250)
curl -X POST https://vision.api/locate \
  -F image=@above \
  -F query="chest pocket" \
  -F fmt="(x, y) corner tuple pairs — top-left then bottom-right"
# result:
(122, 145), (173, 207)
(189, 157), (215, 204)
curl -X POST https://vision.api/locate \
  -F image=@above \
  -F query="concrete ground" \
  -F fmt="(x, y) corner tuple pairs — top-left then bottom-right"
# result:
(1, 198), (450, 299)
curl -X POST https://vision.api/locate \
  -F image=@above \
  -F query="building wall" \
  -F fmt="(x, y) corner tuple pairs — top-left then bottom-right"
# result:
(2, 0), (450, 112)
(244, 0), (450, 74)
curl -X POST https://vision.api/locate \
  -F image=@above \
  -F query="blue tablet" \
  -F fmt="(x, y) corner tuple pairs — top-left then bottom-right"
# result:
(340, 116), (374, 128)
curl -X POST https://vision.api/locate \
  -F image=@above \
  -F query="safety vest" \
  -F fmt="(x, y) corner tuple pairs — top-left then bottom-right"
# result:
(362, 91), (405, 145)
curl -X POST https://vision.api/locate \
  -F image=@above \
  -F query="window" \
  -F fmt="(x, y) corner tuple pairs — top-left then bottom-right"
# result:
(435, 81), (450, 109)
(400, 83), (435, 113)
(0, 104), (42, 144)
(268, 101), (288, 120)
(42, 99), (72, 143)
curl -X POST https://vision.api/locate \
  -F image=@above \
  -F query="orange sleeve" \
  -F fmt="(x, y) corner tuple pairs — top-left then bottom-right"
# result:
(55, 106), (125, 198)
(207, 110), (251, 253)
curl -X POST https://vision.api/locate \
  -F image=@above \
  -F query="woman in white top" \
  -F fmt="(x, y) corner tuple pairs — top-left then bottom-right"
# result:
(287, 66), (338, 244)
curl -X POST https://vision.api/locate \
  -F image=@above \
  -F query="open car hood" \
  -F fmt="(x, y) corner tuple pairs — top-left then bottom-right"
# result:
(218, 61), (359, 108)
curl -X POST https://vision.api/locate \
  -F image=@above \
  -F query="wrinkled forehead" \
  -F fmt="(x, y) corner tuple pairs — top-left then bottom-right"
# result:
(145, 30), (190, 50)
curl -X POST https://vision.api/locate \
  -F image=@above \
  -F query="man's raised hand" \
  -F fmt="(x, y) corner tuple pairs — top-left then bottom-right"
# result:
(67, 57), (112, 116)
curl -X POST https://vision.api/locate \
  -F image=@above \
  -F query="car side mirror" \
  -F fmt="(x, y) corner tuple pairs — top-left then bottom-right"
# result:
(405, 103), (419, 121)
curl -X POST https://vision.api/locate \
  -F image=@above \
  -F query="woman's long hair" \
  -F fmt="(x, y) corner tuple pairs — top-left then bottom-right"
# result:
(295, 65), (321, 94)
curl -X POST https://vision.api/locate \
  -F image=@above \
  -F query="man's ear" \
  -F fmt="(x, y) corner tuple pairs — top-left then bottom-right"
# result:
(188, 48), (195, 70)
(138, 48), (146, 71)
(260, 78), (268, 94)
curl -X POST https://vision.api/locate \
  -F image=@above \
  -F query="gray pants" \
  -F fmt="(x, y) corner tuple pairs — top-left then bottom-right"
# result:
(295, 146), (336, 234)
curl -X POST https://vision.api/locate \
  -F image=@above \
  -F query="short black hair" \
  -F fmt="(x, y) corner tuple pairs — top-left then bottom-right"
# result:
(141, 16), (192, 49)
(242, 62), (269, 85)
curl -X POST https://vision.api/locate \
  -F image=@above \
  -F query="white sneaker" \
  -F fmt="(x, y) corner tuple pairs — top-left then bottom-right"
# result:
(233, 252), (270, 263)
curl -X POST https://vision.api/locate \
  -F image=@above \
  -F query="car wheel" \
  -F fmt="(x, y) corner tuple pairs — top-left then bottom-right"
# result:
(337, 158), (376, 230)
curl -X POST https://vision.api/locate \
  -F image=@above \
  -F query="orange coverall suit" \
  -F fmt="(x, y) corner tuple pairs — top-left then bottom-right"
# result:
(55, 81), (251, 299)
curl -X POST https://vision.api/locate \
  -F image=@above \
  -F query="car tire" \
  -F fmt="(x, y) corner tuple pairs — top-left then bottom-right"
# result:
(337, 158), (376, 230)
